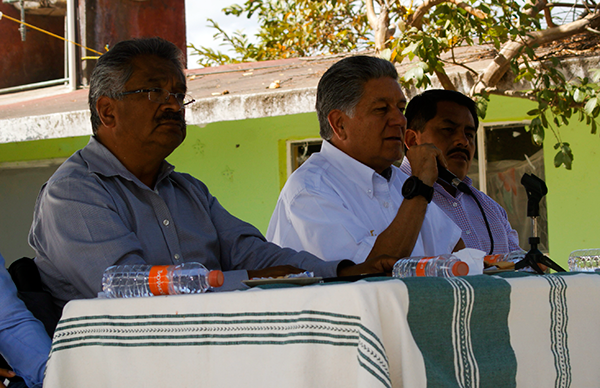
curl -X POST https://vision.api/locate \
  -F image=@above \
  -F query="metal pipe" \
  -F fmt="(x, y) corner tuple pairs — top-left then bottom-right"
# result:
(19, 0), (25, 41)
(0, 78), (69, 95)
(66, 0), (77, 91)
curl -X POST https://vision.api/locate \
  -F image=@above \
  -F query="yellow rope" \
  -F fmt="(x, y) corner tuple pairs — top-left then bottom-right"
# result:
(0, 11), (104, 56)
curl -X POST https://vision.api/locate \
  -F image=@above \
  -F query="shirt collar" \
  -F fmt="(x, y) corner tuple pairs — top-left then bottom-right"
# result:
(320, 140), (396, 196)
(81, 137), (175, 189)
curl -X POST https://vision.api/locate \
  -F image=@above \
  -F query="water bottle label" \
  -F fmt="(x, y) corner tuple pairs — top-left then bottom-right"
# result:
(484, 254), (503, 264)
(416, 257), (433, 277)
(149, 265), (170, 296)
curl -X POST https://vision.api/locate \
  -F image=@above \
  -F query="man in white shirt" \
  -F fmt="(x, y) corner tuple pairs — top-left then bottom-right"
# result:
(267, 56), (463, 264)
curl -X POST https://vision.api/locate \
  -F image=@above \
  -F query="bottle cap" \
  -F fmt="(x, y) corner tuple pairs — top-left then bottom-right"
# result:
(208, 270), (224, 288)
(452, 261), (469, 276)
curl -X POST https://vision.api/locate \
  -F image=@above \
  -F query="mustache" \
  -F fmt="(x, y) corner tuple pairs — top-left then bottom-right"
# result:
(447, 147), (471, 160)
(156, 111), (186, 128)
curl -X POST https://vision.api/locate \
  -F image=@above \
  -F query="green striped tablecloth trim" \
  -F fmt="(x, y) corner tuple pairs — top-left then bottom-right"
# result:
(403, 273), (584, 388)
(403, 275), (516, 388)
(52, 309), (391, 387)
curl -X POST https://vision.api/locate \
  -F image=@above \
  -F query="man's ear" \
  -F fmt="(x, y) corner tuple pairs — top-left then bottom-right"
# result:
(327, 109), (348, 141)
(96, 96), (117, 129)
(404, 128), (419, 148)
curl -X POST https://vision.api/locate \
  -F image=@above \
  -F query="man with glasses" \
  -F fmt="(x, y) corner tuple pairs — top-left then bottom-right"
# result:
(29, 38), (396, 307)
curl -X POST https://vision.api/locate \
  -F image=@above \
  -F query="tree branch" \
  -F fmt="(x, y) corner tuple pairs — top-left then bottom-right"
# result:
(474, 11), (600, 93)
(483, 88), (538, 101)
(435, 70), (457, 90)
(365, 0), (394, 51)
(409, 0), (487, 29)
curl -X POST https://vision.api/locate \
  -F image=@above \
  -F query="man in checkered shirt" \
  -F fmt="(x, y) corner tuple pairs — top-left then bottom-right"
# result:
(401, 89), (521, 254)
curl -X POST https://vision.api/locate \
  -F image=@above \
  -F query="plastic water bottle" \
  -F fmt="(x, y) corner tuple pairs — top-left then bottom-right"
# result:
(392, 254), (469, 278)
(102, 262), (224, 298)
(484, 250), (527, 265)
(568, 249), (600, 272)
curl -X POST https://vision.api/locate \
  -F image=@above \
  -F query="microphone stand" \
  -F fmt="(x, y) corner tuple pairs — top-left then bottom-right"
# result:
(514, 173), (566, 274)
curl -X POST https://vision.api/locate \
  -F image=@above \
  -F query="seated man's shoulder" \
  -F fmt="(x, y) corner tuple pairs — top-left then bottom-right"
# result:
(281, 154), (338, 198)
(46, 152), (93, 188)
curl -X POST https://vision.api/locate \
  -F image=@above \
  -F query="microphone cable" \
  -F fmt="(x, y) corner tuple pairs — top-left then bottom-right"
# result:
(461, 186), (495, 255)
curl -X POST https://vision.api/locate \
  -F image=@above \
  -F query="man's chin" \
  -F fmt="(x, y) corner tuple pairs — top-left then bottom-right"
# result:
(447, 161), (470, 180)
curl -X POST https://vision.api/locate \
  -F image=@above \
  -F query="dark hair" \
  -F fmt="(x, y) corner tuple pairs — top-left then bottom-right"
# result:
(88, 37), (185, 134)
(405, 89), (479, 132)
(316, 56), (398, 140)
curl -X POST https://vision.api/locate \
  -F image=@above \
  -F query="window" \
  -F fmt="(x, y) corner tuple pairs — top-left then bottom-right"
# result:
(470, 122), (548, 252)
(286, 138), (322, 177)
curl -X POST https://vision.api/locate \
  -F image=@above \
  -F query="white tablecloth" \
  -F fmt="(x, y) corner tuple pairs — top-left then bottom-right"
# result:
(44, 272), (600, 387)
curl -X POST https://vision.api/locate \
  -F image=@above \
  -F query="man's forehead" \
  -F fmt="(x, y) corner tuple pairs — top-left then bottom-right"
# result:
(432, 101), (475, 127)
(362, 78), (406, 103)
(130, 55), (185, 79)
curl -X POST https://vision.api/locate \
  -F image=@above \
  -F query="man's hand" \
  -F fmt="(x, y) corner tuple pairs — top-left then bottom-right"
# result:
(337, 255), (399, 277)
(0, 368), (16, 388)
(247, 265), (305, 279)
(406, 143), (445, 187)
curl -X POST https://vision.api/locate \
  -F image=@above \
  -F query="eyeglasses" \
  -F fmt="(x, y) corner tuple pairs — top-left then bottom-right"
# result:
(119, 88), (195, 109)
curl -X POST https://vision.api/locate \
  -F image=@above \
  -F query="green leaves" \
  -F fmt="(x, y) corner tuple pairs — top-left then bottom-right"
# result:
(188, 0), (600, 171)
(527, 116), (545, 145)
(553, 142), (574, 170)
(585, 97), (598, 116)
(189, 0), (370, 67)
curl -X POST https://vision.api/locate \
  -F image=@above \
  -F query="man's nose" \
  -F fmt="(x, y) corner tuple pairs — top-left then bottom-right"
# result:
(390, 107), (407, 127)
(163, 93), (183, 112)
(453, 128), (470, 146)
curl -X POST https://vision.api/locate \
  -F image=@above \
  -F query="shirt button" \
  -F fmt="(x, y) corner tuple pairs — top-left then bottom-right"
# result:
(367, 189), (372, 194)
(163, 219), (170, 226)
(383, 202), (389, 208)
(465, 230), (471, 235)
(452, 202), (458, 207)
(174, 254), (180, 260)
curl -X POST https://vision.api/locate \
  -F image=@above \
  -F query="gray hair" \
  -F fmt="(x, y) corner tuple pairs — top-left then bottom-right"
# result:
(316, 56), (398, 140)
(88, 37), (185, 134)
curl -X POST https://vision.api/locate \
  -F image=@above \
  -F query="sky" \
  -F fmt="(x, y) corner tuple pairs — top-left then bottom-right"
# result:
(185, 1), (258, 69)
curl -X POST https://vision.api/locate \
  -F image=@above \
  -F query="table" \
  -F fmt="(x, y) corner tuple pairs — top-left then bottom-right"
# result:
(44, 272), (600, 387)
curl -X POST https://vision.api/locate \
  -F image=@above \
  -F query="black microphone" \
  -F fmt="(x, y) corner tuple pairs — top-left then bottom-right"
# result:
(437, 163), (471, 195)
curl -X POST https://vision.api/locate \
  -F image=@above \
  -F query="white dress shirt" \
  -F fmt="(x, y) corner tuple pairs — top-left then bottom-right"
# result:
(267, 140), (462, 263)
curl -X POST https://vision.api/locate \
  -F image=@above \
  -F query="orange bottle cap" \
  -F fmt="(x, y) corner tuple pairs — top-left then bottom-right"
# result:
(208, 270), (224, 288)
(452, 261), (469, 276)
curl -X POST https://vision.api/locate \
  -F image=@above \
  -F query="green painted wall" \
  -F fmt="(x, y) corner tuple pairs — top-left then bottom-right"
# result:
(0, 137), (89, 163)
(168, 113), (320, 231)
(2, 96), (599, 269)
(542, 120), (600, 267)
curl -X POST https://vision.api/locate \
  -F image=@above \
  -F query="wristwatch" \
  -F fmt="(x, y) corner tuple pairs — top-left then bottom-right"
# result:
(402, 176), (434, 203)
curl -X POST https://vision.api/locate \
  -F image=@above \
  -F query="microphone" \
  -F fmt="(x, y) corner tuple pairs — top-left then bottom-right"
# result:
(437, 163), (471, 195)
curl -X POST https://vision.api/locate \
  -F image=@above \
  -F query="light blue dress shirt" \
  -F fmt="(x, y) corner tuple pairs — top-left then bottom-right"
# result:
(29, 137), (340, 306)
(0, 253), (51, 388)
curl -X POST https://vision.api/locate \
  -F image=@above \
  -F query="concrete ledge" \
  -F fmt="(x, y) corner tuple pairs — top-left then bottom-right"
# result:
(0, 110), (91, 144)
(186, 87), (317, 125)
